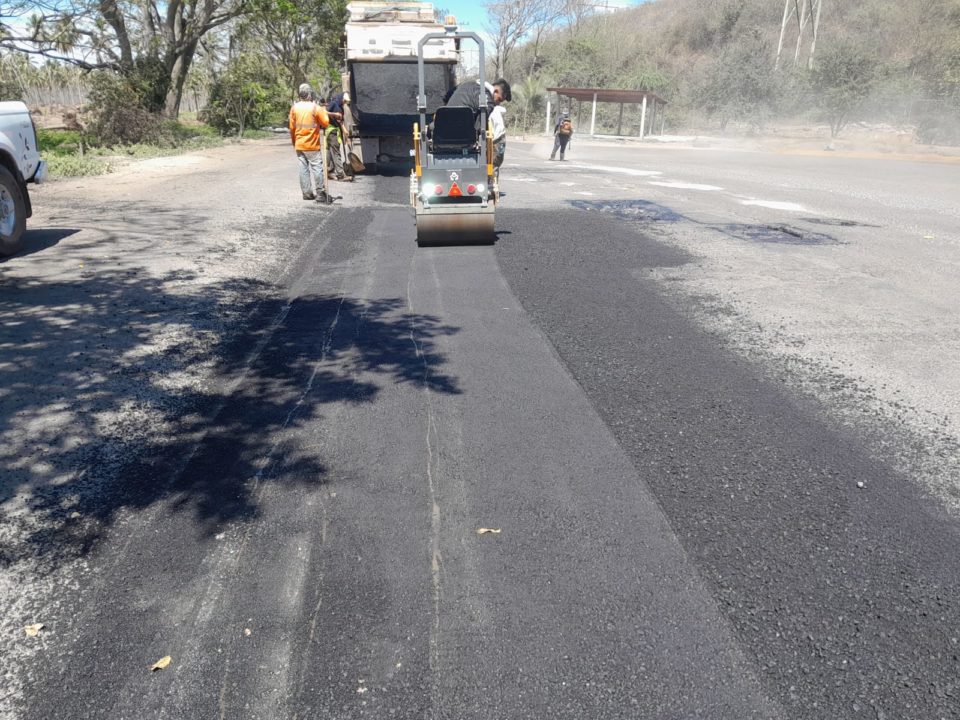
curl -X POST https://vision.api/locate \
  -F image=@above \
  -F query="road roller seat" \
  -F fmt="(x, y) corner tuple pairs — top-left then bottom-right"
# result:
(431, 106), (479, 153)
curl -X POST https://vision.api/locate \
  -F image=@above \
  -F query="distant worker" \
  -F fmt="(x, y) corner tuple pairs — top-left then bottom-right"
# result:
(326, 91), (349, 181)
(550, 110), (573, 161)
(289, 83), (332, 204)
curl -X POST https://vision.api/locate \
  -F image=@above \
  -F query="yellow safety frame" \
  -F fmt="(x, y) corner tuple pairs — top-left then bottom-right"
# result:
(485, 121), (494, 179)
(413, 122), (422, 177)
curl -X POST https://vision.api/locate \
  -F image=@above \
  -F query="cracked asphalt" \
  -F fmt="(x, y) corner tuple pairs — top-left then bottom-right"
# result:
(1, 137), (958, 719)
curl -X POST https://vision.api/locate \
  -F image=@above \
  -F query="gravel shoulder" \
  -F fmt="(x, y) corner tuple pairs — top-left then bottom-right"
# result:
(0, 138), (324, 718)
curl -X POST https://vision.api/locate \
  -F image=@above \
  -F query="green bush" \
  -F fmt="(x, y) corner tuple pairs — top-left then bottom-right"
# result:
(47, 155), (111, 178)
(694, 28), (780, 131)
(0, 77), (22, 101)
(38, 129), (84, 155)
(86, 135), (223, 159)
(810, 43), (881, 137)
(127, 56), (170, 114)
(166, 121), (221, 141)
(85, 71), (172, 147)
(916, 102), (960, 145)
(202, 55), (291, 136)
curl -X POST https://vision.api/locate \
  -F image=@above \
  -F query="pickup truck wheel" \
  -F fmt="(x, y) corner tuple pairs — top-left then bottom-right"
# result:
(0, 165), (27, 256)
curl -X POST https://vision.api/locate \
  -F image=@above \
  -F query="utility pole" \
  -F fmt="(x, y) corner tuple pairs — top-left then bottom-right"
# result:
(793, 0), (810, 66)
(776, 0), (824, 70)
(807, 0), (823, 69)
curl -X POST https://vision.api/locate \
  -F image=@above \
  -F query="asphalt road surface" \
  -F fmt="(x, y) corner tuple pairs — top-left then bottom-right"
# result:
(2, 137), (959, 719)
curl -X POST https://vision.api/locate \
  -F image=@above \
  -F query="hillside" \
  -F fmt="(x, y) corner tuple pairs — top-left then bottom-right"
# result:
(505, 0), (960, 142)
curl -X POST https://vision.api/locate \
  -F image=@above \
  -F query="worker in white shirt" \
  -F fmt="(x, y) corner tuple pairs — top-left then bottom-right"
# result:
(490, 104), (506, 183)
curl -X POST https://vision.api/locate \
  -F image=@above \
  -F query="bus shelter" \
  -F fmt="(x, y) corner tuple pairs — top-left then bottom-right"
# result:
(546, 87), (667, 138)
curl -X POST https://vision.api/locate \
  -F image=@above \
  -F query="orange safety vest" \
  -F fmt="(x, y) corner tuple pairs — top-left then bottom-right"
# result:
(289, 101), (330, 152)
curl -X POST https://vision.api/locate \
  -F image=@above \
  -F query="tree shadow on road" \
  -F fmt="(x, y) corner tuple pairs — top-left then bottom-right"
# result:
(0, 268), (460, 570)
(0, 228), (81, 261)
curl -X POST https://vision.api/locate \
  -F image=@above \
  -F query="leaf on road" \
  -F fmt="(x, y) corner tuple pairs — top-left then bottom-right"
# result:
(151, 656), (172, 672)
(24, 623), (44, 637)
(476, 528), (501, 535)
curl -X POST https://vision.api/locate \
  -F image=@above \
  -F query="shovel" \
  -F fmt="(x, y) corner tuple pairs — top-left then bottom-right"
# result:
(320, 131), (332, 203)
(345, 133), (365, 173)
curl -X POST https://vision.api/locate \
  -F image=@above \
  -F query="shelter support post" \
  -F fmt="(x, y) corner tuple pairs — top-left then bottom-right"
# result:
(640, 96), (648, 139)
(546, 87), (668, 138)
(545, 99), (551, 135)
(590, 92), (597, 136)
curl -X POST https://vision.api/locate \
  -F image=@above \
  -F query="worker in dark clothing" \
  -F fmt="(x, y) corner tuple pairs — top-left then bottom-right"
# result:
(325, 92), (348, 181)
(550, 110), (573, 160)
(445, 78), (512, 126)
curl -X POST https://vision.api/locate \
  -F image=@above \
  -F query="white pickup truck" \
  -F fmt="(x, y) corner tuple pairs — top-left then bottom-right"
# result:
(0, 100), (47, 255)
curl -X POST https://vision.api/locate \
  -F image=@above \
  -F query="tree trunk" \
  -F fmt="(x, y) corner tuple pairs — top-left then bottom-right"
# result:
(284, 61), (306, 91)
(164, 41), (198, 119)
(99, 0), (134, 70)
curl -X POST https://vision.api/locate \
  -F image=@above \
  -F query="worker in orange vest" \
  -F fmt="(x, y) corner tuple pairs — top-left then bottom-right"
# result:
(289, 83), (332, 204)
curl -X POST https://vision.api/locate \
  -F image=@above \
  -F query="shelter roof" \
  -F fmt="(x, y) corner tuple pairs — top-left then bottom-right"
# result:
(547, 87), (666, 105)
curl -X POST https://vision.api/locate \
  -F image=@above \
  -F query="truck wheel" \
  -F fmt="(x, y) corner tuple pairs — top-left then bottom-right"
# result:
(0, 166), (27, 256)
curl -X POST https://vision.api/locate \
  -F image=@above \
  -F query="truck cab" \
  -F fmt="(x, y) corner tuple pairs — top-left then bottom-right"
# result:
(0, 101), (47, 255)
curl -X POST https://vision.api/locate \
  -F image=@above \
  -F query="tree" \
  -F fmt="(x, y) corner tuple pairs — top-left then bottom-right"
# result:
(0, 0), (250, 118)
(810, 43), (880, 137)
(696, 27), (779, 131)
(512, 74), (548, 133)
(203, 53), (286, 136)
(561, 0), (595, 39)
(485, 0), (562, 79)
(240, 0), (347, 90)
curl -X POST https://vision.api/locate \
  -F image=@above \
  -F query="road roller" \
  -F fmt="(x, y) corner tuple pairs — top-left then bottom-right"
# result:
(411, 27), (497, 246)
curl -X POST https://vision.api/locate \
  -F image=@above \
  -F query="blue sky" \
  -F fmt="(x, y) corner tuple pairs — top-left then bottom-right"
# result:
(442, 0), (648, 35)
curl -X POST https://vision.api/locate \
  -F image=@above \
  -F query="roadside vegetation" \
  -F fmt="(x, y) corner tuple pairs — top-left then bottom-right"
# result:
(36, 124), (233, 178)
(2, 0), (957, 161)
(491, 0), (960, 143)
(1, 55), (284, 178)
(0, 0), (346, 177)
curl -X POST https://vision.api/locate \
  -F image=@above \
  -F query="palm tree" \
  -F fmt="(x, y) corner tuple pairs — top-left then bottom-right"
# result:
(514, 74), (548, 137)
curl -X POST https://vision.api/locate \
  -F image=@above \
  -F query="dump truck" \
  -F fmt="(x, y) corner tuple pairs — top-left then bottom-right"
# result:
(342, 1), (459, 171)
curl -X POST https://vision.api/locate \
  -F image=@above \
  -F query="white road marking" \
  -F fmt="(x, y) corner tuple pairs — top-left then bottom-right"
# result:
(571, 163), (663, 177)
(741, 199), (807, 212)
(574, 191), (595, 196)
(650, 181), (722, 191)
(511, 176), (540, 182)
(560, 182), (576, 186)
